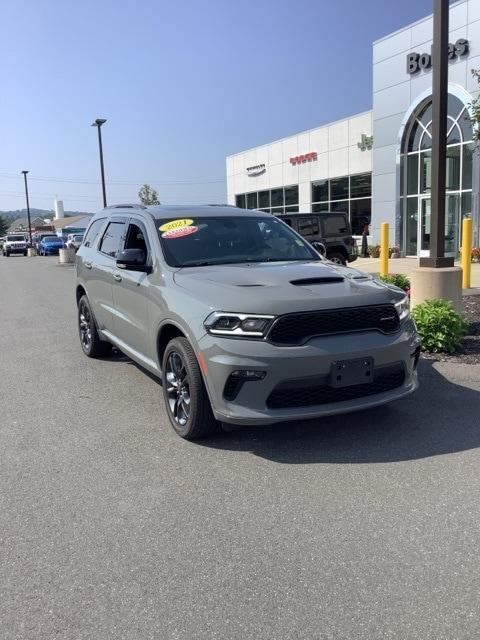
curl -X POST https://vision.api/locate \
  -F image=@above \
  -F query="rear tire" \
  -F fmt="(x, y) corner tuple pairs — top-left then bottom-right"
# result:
(162, 337), (221, 440)
(77, 294), (112, 358)
(327, 251), (347, 266)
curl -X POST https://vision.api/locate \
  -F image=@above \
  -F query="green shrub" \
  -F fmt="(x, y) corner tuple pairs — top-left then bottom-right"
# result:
(379, 273), (410, 292)
(412, 299), (468, 353)
(368, 244), (381, 258)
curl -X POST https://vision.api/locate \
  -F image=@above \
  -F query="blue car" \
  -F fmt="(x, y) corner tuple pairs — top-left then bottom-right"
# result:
(39, 235), (65, 256)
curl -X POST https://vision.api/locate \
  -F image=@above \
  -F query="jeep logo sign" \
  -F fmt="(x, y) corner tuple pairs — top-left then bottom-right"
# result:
(406, 38), (469, 74)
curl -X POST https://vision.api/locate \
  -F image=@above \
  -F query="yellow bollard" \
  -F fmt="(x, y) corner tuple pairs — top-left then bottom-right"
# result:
(380, 222), (389, 277)
(461, 217), (473, 289)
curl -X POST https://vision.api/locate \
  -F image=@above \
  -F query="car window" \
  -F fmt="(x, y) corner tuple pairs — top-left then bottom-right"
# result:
(322, 216), (349, 235)
(297, 217), (320, 236)
(124, 222), (149, 255)
(156, 216), (319, 268)
(99, 221), (126, 258)
(7, 235), (25, 242)
(282, 218), (293, 227)
(83, 218), (106, 248)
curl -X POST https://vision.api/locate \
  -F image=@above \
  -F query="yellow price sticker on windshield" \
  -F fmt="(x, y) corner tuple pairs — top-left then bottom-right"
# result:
(159, 219), (193, 232)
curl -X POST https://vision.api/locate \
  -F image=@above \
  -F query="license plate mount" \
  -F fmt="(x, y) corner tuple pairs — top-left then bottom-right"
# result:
(329, 357), (374, 388)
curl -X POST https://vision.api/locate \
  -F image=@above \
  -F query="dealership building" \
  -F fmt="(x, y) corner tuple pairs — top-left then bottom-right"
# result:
(226, 0), (480, 257)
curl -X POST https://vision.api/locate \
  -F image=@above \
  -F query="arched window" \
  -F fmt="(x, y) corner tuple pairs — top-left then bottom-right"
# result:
(401, 94), (474, 256)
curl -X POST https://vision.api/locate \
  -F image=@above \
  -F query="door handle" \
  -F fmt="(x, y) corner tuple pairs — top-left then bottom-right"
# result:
(84, 261), (92, 269)
(113, 273), (122, 282)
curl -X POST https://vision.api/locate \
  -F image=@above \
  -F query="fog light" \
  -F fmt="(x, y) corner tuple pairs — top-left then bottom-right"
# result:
(223, 370), (266, 401)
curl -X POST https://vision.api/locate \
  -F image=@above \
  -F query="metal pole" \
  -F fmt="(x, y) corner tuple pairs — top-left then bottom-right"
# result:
(22, 171), (32, 246)
(97, 125), (107, 208)
(420, 0), (453, 268)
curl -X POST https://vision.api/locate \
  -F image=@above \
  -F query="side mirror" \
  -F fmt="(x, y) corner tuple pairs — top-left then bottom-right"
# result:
(116, 248), (152, 273)
(312, 241), (326, 257)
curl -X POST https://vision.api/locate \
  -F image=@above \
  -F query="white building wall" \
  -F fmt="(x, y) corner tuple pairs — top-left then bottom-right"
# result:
(226, 111), (373, 212)
(372, 0), (479, 245)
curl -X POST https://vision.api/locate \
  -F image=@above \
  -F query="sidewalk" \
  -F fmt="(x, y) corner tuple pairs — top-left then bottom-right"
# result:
(355, 256), (480, 291)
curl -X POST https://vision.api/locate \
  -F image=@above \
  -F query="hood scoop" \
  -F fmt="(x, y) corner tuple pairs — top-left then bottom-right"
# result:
(290, 276), (344, 286)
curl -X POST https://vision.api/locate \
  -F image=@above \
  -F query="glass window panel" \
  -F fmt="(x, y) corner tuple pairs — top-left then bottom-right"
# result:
(458, 108), (473, 143)
(99, 221), (125, 258)
(407, 154), (419, 195)
(446, 145), (461, 191)
(418, 102), (432, 127)
(270, 206), (284, 215)
(330, 176), (349, 200)
(312, 202), (329, 213)
(447, 94), (464, 119)
(258, 190), (270, 208)
(420, 150), (432, 193)
(350, 199), (371, 235)
(461, 192), (472, 219)
(271, 188), (283, 207)
(445, 194), (460, 254)
(350, 173), (371, 198)
(447, 121), (461, 145)
(258, 208), (270, 213)
(406, 197), (418, 256)
(284, 185), (298, 206)
(84, 218), (106, 248)
(330, 200), (349, 213)
(246, 192), (257, 209)
(284, 205), (299, 213)
(297, 217), (320, 236)
(311, 180), (328, 202)
(235, 194), (246, 209)
(462, 143), (474, 191)
(322, 215), (349, 235)
(420, 125), (432, 149)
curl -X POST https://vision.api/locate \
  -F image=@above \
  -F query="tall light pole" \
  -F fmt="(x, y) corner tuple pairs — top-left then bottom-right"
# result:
(419, 0), (451, 268)
(91, 118), (107, 208)
(21, 170), (32, 246)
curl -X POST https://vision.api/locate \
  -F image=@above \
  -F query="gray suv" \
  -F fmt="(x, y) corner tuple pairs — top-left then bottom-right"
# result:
(75, 204), (420, 439)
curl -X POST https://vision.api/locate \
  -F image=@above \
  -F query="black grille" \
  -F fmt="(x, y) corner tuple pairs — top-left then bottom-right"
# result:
(266, 364), (405, 409)
(268, 305), (400, 345)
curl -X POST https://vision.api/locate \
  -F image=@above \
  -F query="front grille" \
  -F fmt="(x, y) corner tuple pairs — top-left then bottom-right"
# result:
(268, 305), (400, 345)
(266, 364), (405, 409)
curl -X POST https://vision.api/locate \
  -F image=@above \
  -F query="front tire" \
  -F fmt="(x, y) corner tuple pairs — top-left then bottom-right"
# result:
(77, 295), (112, 358)
(162, 337), (220, 439)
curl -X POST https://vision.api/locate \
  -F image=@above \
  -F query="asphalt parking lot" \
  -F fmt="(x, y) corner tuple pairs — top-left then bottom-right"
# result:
(1, 256), (480, 640)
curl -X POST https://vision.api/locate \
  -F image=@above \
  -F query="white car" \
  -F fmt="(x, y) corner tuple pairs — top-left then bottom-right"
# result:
(65, 234), (84, 251)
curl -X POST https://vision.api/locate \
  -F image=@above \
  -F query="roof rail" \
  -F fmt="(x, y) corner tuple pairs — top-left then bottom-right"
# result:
(105, 203), (147, 210)
(207, 203), (236, 207)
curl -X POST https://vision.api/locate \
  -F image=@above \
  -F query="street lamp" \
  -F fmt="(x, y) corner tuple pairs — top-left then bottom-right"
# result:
(21, 170), (32, 246)
(91, 118), (107, 208)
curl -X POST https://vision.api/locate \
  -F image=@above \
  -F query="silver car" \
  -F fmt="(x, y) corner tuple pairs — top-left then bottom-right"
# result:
(75, 204), (420, 439)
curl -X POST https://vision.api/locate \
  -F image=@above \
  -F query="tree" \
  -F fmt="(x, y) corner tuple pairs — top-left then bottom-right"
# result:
(471, 69), (480, 143)
(0, 215), (9, 236)
(138, 184), (160, 206)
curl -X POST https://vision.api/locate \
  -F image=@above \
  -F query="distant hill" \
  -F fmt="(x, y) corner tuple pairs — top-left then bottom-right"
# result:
(0, 208), (91, 220)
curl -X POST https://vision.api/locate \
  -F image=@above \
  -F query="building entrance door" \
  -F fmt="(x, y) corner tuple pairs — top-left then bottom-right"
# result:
(419, 196), (431, 258)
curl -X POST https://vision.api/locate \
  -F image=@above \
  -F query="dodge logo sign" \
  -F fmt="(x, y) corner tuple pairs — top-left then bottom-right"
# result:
(246, 164), (266, 176)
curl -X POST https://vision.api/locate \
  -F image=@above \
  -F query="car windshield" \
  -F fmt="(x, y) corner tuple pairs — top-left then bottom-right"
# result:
(156, 215), (319, 268)
(7, 236), (25, 242)
(44, 236), (60, 242)
(74, 235), (84, 241)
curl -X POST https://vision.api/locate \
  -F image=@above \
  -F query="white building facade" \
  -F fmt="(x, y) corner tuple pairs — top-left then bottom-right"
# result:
(226, 0), (480, 256)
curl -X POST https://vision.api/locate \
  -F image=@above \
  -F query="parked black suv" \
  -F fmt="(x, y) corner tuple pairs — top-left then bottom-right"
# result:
(277, 212), (358, 265)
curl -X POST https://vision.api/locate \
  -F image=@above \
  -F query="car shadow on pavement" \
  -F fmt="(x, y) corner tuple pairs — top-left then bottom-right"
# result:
(198, 360), (480, 464)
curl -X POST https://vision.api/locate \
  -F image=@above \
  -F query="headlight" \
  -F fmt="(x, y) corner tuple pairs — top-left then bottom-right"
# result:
(204, 312), (275, 338)
(394, 296), (410, 321)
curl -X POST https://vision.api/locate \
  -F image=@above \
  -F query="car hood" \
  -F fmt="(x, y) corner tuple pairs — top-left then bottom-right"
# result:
(173, 260), (403, 315)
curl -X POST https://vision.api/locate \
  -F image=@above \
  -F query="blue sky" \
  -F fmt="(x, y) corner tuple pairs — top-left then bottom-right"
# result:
(1, 0), (437, 213)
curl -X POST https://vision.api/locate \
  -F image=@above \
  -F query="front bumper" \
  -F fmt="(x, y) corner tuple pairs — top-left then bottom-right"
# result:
(198, 320), (420, 425)
(6, 246), (26, 254)
(43, 247), (62, 254)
